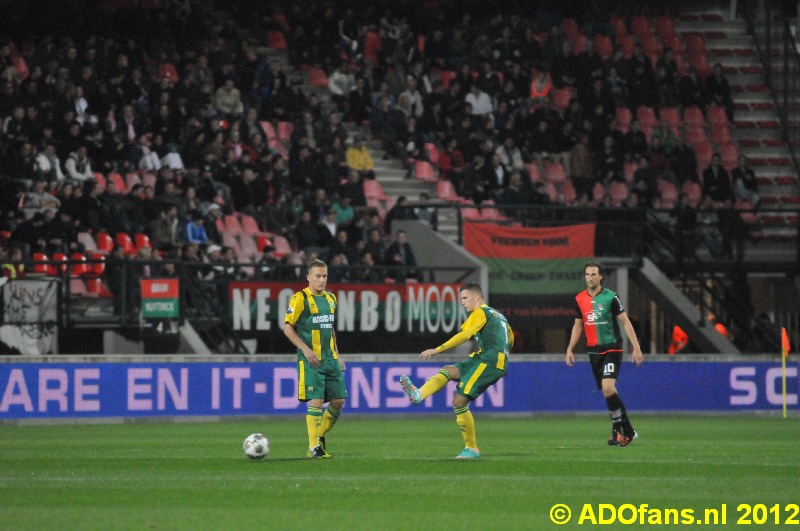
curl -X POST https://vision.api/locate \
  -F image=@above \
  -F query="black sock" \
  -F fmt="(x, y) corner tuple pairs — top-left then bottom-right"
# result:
(605, 393), (634, 434)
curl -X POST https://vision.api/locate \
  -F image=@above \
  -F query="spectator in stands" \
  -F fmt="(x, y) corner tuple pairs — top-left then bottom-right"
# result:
(569, 133), (594, 198)
(706, 63), (734, 121)
(35, 143), (65, 182)
(331, 195), (355, 226)
(384, 229), (421, 283)
(203, 203), (223, 245)
(23, 177), (60, 219)
(678, 67), (705, 110)
(621, 120), (648, 162)
(355, 251), (383, 282)
(732, 155), (760, 209)
(670, 134), (699, 184)
(496, 134), (524, 172)
(345, 134), (375, 180)
(213, 77), (243, 118)
(295, 210), (323, 255)
(318, 208), (339, 249)
(329, 228), (360, 266)
(369, 95), (395, 158)
(348, 76), (372, 124)
(384, 195), (417, 234)
(256, 245), (280, 280)
(319, 111), (348, 150)
(9, 211), (45, 258)
(328, 63), (357, 113)
(64, 144), (93, 182)
(465, 83), (492, 117)
(595, 135), (623, 185)
(702, 153), (734, 203)
(45, 209), (81, 256)
(339, 169), (367, 207)
(183, 210), (209, 246)
(99, 179), (131, 235)
(413, 193), (437, 228)
(364, 227), (387, 265)
(150, 204), (180, 251)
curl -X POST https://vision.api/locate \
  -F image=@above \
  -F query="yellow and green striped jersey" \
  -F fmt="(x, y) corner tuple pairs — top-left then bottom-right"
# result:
(284, 288), (338, 361)
(438, 305), (513, 370)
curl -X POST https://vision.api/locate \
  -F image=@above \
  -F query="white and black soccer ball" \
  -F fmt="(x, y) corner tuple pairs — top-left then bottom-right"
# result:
(243, 433), (269, 460)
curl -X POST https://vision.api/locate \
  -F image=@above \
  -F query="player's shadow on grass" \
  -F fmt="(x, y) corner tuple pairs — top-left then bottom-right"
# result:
(243, 457), (309, 462)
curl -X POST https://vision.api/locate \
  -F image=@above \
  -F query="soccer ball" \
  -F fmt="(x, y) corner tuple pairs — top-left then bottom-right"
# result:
(243, 433), (269, 460)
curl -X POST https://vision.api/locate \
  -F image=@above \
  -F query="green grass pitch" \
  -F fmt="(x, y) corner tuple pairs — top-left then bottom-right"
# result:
(2, 415), (799, 530)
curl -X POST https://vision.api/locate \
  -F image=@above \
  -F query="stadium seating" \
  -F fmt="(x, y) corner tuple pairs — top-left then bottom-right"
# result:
(115, 233), (136, 255)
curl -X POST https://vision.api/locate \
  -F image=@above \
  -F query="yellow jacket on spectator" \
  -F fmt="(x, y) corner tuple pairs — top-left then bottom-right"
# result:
(346, 145), (374, 171)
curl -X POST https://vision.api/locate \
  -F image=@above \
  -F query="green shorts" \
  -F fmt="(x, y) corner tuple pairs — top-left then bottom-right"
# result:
(297, 358), (348, 402)
(453, 356), (506, 400)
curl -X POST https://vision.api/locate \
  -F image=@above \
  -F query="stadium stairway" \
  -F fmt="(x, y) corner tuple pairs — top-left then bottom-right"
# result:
(677, 10), (800, 238)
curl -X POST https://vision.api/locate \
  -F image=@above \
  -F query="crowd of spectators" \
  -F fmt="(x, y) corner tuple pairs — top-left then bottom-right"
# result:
(0, 0), (764, 286)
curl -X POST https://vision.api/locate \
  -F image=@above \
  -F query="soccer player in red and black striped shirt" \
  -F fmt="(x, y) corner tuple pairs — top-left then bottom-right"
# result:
(566, 262), (644, 446)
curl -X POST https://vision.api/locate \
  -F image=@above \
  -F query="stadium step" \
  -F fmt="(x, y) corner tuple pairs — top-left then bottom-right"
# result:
(677, 9), (800, 210)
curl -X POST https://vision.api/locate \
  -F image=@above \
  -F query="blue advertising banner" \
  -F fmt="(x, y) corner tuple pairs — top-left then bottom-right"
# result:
(0, 361), (797, 419)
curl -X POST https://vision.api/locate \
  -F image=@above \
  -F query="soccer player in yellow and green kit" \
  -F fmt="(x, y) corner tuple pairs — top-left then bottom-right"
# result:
(400, 283), (513, 459)
(566, 261), (643, 447)
(284, 259), (347, 458)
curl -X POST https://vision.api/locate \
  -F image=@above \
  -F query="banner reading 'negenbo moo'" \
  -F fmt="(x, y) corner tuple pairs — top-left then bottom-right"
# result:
(228, 282), (467, 353)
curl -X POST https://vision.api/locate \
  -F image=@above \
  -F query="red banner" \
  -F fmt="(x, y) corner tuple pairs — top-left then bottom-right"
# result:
(464, 223), (595, 259)
(140, 279), (179, 299)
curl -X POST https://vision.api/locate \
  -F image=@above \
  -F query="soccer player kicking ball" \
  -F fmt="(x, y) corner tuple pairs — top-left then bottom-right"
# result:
(284, 260), (347, 458)
(400, 284), (513, 459)
(566, 262), (643, 447)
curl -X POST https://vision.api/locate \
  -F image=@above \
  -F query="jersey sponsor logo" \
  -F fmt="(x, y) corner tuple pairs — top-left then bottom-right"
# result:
(312, 315), (334, 324)
(585, 310), (598, 322)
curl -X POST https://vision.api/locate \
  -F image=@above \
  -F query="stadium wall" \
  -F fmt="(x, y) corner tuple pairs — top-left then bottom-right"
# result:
(0, 355), (796, 423)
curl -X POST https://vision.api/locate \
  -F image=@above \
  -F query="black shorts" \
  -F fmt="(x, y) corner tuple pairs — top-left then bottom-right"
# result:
(589, 351), (622, 389)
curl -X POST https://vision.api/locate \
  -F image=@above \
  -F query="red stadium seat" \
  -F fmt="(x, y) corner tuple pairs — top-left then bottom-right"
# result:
(685, 126), (708, 146)
(544, 161), (567, 183)
(524, 163), (542, 183)
(266, 30), (287, 50)
(256, 234), (273, 252)
(683, 106), (706, 127)
(307, 67), (328, 87)
(70, 252), (90, 277)
(437, 70), (457, 89)
(32, 253), (54, 275)
(414, 160), (437, 182)
(551, 88), (572, 110)
(115, 233), (136, 255)
(685, 33), (707, 55)
(637, 106), (658, 128)
(96, 232), (114, 253)
(631, 15), (650, 37)
(682, 181), (703, 207)
(224, 215), (244, 235)
(436, 180), (460, 202)
(364, 179), (389, 201)
(656, 15), (676, 39)
(719, 142), (740, 170)
(594, 34), (614, 60)
(424, 143), (440, 164)
(108, 172), (126, 193)
(616, 106), (632, 128)
(51, 253), (68, 275)
(707, 105), (729, 126)
(609, 181), (629, 206)
(271, 234), (291, 258)
(90, 252), (106, 276)
(711, 124), (732, 145)
(562, 17), (580, 38)
(135, 233), (152, 250)
(241, 214), (263, 236)
(659, 107), (681, 127)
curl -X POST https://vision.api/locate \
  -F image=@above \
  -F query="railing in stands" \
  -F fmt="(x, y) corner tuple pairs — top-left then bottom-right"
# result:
(744, 1), (800, 191)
